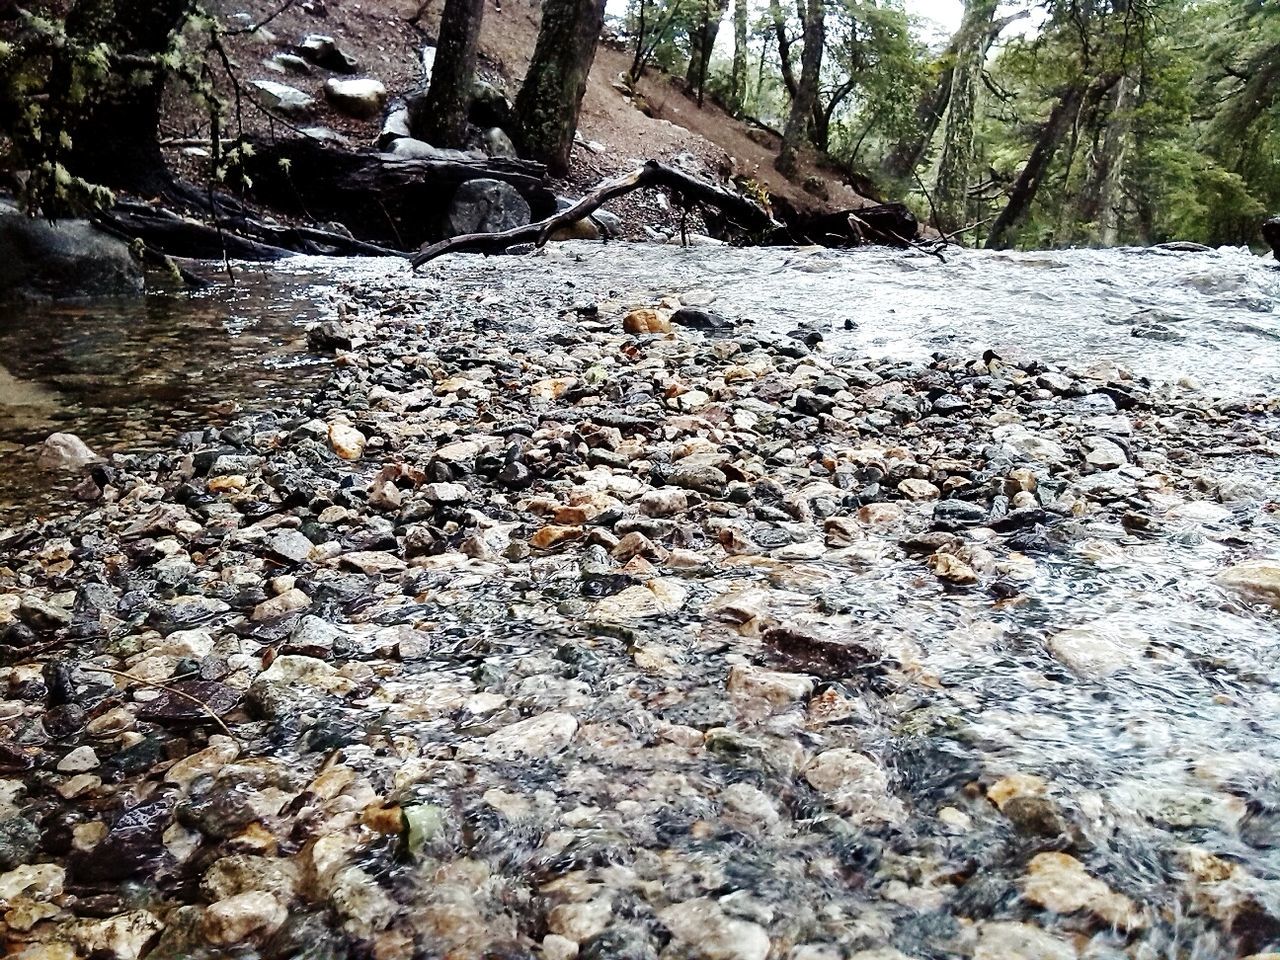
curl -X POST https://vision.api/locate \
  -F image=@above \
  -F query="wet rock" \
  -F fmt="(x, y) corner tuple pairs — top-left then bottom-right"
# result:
(458, 711), (578, 760)
(1083, 437), (1128, 470)
(931, 500), (987, 530)
(657, 898), (770, 960)
(593, 579), (687, 621)
(136, 680), (241, 724)
(1048, 621), (1148, 677)
(0, 818), (39, 869)
(973, 921), (1076, 960)
(323, 77), (387, 119)
(670, 307), (733, 331)
(484, 127), (518, 158)
(328, 421), (366, 460)
(1218, 561), (1280, 609)
(447, 179), (531, 237)
(37, 432), (98, 471)
(252, 587), (310, 621)
(623, 308), (672, 334)
(203, 891), (289, 945)
(73, 910), (164, 960)
(0, 205), (143, 301)
(0, 863), (63, 901)
(1021, 852), (1143, 929)
(727, 663), (813, 707)
(803, 749), (903, 824)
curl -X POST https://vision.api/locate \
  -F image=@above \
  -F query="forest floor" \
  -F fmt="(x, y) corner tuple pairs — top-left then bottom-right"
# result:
(168, 0), (879, 239)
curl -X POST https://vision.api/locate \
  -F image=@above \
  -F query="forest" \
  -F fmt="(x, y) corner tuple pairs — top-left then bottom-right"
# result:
(1, 0), (1278, 253)
(619, 0), (1280, 249)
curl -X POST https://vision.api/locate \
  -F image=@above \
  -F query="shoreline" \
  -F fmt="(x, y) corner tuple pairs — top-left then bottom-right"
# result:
(2, 263), (1280, 958)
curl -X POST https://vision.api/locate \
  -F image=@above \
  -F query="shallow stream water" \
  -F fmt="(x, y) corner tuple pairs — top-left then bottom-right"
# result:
(3, 241), (1280, 958)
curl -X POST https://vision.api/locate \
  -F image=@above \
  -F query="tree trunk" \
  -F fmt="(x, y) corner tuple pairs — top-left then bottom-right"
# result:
(730, 0), (748, 113)
(880, 8), (1027, 184)
(411, 0), (485, 148)
(60, 0), (196, 195)
(514, 0), (606, 176)
(932, 0), (999, 235)
(769, 0), (797, 99)
(776, 0), (822, 178)
(985, 77), (1117, 250)
(1074, 74), (1133, 246)
(685, 0), (729, 104)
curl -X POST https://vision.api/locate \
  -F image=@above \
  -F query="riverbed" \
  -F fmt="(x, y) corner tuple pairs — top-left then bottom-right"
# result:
(1, 241), (1279, 960)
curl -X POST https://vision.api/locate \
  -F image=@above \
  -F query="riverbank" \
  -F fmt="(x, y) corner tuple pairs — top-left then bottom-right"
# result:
(2, 248), (1280, 959)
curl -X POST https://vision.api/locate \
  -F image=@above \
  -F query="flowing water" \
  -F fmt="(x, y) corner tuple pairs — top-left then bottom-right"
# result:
(4, 242), (1280, 957)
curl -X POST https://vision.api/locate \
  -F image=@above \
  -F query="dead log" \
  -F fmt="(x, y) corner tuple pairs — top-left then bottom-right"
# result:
(411, 159), (779, 267)
(238, 136), (559, 249)
(770, 202), (919, 248)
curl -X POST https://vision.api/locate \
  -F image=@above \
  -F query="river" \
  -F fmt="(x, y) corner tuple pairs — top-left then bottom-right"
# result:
(1, 241), (1279, 959)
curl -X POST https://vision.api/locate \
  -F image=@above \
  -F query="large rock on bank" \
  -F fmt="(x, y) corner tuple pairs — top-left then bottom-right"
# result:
(0, 205), (143, 301)
(446, 179), (530, 236)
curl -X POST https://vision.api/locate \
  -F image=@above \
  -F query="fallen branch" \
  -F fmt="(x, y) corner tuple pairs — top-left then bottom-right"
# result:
(411, 159), (778, 267)
(81, 666), (236, 737)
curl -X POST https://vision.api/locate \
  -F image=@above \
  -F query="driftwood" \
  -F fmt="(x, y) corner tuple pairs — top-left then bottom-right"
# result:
(411, 159), (779, 267)
(770, 202), (920, 248)
(239, 136), (559, 249)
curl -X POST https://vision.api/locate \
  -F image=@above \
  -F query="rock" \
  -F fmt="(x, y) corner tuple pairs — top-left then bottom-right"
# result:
(594, 579), (688, 621)
(670, 307), (733, 331)
(550, 218), (602, 242)
(73, 911), (163, 960)
(987, 773), (1046, 811)
(420, 481), (468, 503)
(0, 818), (39, 870)
(252, 587), (310, 621)
(0, 205), (143, 301)
(387, 138), (481, 161)
(1048, 621), (1148, 677)
(269, 52), (312, 75)
(264, 529), (315, 564)
(56, 745), (99, 772)
(639, 488), (687, 517)
(623, 308), (671, 334)
(658, 899), (770, 960)
(1263, 215), (1280, 261)
(328, 421), (366, 460)
(37, 432), (98, 471)
(973, 921), (1076, 960)
(378, 106), (411, 146)
(548, 899), (613, 941)
(932, 499), (987, 530)
(726, 663), (813, 707)
(298, 34), (358, 73)
(446, 179), (531, 236)
(249, 79), (316, 117)
(459, 711), (578, 759)
(928, 552), (978, 585)
(483, 127), (518, 158)
(803, 749), (903, 824)
(1021, 852), (1143, 929)
(203, 891), (289, 945)
(323, 77), (387, 119)
(898, 478), (940, 501)
(1218, 561), (1280, 608)
(591, 208), (624, 238)
(0, 863), (63, 901)
(1083, 437), (1128, 470)
(338, 551), (406, 575)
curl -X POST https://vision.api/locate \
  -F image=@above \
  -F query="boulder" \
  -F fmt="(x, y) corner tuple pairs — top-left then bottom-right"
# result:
(483, 127), (518, 158)
(0, 206), (143, 301)
(298, 34), (358, 73)
(446, 179), (531, 236)
(323, 78), (387, 119)
(1263, 216), (1280, 261)
(377, 105), (412, 148)
(249, 79), (316, 117)
(37, 432), (99, 471)
(468, 77), (513, 128)
(387, 138), (481, 162)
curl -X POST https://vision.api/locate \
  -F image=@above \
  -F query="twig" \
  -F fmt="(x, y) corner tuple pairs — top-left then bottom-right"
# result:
(81, 666), (236, 737)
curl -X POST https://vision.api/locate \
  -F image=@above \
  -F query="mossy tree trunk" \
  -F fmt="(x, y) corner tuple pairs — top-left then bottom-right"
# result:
(730, 0), (748, 113)
(411, 0), (485, 147)
(514, 0), (606, 177)
(685, 0), (729, 105)
(58, 0), (196, 195)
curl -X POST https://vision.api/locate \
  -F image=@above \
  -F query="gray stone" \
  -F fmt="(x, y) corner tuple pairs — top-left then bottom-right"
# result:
(590, 208), (624, 238)
(0, 206), (142, 301)
(446, 179), (531, 237)
(249, 79), (316, 117)
(323, 77), (387, 119)
(378, 106), (411, 147)
(483, 127), (518, 158)
(387, 138), (481, 162)
(298, 35), (358, 73)
(37, 432), (98, 471)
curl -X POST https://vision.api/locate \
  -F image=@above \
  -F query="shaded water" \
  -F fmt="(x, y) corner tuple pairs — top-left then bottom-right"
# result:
(0, 268), (331, 520)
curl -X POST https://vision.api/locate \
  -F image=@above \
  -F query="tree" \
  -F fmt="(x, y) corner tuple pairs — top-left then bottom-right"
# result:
(411, 0), (485, 148)
(514, 0), (606, 175)
(933, 0), (1000, 234)
(686, 0), (730, 104)
(730, 0), (748, 112)
(776, 0), (823, 177)
(1, 0), (204, 209)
